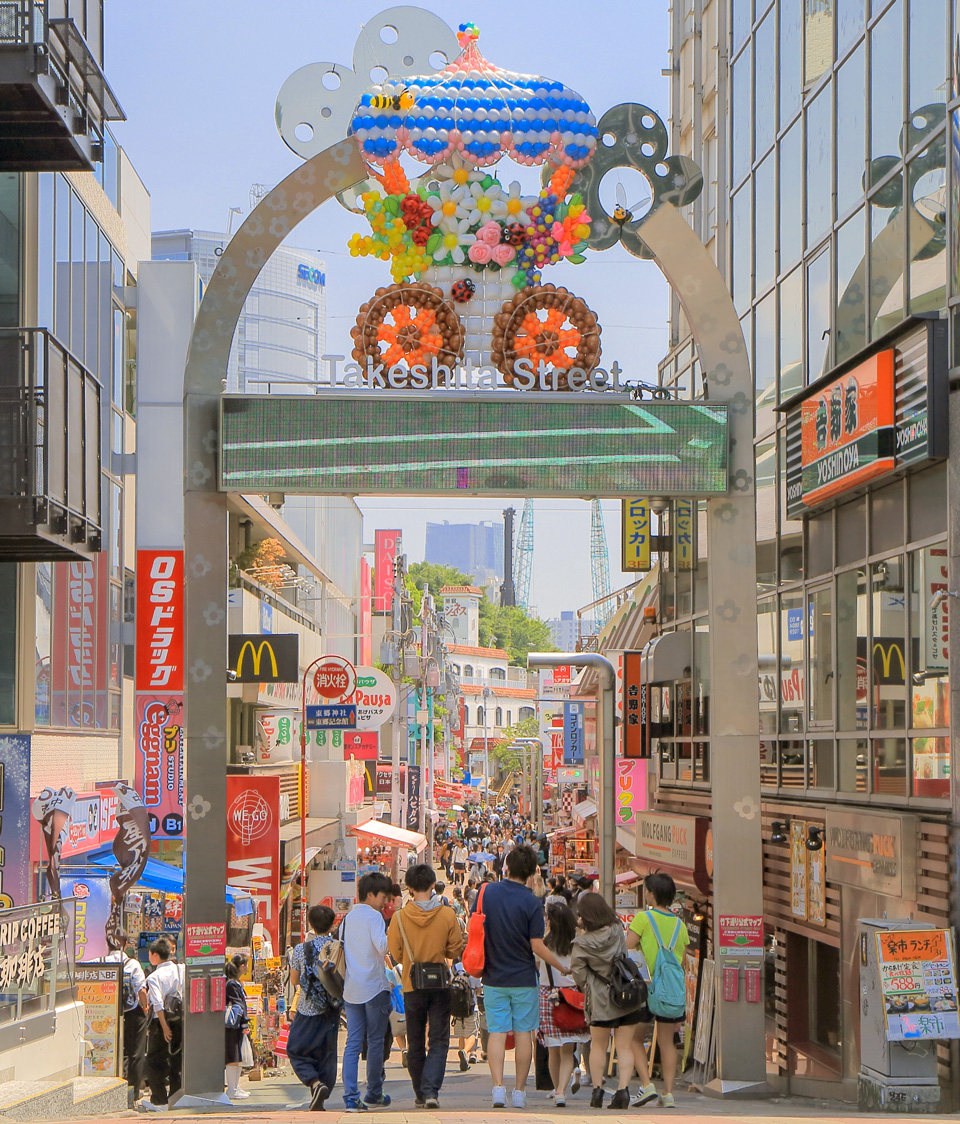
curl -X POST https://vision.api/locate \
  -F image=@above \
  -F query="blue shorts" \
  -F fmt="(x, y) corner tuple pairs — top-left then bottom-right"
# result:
(483, 986), (540, 1034)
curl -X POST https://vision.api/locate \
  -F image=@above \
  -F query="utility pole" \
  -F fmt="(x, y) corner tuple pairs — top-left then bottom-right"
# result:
(500, 507), (516, 607)
(390, 550), (405, 827)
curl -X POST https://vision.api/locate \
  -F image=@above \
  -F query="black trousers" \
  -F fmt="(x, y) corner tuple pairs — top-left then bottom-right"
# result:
(145, 1018), (182, 1105)
(122, 1005), (149, 1090)
(403, 988), (451, 1101)
(287, 1009), (340, 1091)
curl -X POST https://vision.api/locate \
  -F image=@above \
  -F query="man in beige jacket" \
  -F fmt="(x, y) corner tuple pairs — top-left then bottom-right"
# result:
(387, 864), (464, 1108)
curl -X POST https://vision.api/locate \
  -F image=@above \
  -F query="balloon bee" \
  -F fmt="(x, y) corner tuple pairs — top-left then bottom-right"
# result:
(613, 202), (633, 225)
(369, 87), (416, 111)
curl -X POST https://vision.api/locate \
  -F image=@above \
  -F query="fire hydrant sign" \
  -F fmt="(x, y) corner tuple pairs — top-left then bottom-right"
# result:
(876, 928), (960, 1041)
(717, 915), (764, 956)
(313, 656), (356, 699)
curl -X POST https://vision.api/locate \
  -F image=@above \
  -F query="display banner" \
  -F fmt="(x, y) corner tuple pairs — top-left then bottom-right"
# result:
(135, 696), (184, 838)
(405, 765), (422, 832)
(621, 498), (651, 572)
(674, 499), (695, 570)
(374, 530), (400, 613)
(61, 875), (112, 961)
(877, 928), (960, 1041)
(135, 550), (184, 692)
(359, 558), (373, 665)
(615, 758), (647, 824)
(226, 776), (281, 952)
(51, 556), (110, 727)
(622, 650), (647, 757)
(563, 702), (584, 765)
(75, 962), (122, 1075)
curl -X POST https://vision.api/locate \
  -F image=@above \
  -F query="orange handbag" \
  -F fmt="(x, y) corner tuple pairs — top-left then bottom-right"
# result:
(461, 883), (488, 977)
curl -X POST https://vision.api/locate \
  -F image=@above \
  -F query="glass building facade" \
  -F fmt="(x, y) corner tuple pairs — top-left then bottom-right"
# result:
(653, 0), (958, 1099)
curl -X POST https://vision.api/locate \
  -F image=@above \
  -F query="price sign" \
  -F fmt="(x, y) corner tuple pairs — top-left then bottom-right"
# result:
(876, 928), (960, 1041)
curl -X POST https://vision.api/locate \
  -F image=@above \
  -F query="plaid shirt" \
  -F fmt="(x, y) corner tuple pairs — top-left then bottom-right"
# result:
(291, 934), (342, 1016)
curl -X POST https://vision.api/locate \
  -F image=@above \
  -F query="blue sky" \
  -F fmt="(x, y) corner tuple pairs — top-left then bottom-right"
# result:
(107, 2), (672, 619)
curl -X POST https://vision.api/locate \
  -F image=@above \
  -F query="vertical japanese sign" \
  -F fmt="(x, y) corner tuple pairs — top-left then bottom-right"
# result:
(226, 776), (281, 953)
(135, 550), (184, 839)
(374, 530), (400, 613)
(51, 557), (110, 727)
(674, 499), (695, 570)
(0, 736), (30, 907)
(876, 929), (960, 1041)
(563, 701), (584, 765)
(406, 765), (422, 832)
(621, 498), (651, 572)
(615, 758), (648, 824)
(359, 557), (373, 666)
(622, 650), (646, 757)
(790, 820), (807, 918)
(921, 547), (950, 673)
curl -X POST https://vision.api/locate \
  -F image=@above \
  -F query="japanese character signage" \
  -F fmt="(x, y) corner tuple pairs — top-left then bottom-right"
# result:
(717, 915), (764, 956)
(374, 530), (400, 613)
(563, 701), (584, 765)
(306, 704), (357, 729)
(51, 556), (110, 727)
(75, 962), (122, 1075)
(674, 499), (695, 570)
(135, 551), (184, 691)
(622, 651), (647, 758)
(876, 928), (960, 1041)
(825, 809), (917, 898)
(615, 758), (647, 824)
(405, 765), (421, 832)
(185, 922), (227, 964)
(0, 904), (61, 1003)
(621, 498), (651, 572)
(135, 696), (184, 838)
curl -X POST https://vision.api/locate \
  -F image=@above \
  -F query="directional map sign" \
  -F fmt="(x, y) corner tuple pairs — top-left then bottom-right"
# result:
(306, 704), (357, 729)
(220, 393), (728, 498)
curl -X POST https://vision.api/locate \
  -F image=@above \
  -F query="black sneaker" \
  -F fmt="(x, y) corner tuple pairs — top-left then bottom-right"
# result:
(590, 1087), (604, 1109)
(414, 1099), (426, 1108)
(608, 1089), (630, 1110)
(459, 1049), (469, 1071)
(309, 1084), (331, 1111)
(344, 1101), (368, 1113)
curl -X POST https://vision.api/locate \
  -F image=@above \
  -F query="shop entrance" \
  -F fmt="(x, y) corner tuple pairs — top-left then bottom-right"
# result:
(785, 932), (842, 1081)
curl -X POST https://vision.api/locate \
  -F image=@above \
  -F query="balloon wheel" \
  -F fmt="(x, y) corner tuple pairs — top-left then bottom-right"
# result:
(492, 285), (601, 390)
(350, 282), (464, 387)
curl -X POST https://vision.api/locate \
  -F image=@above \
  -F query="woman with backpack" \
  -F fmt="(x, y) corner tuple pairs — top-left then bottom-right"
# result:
(537, 903), (589, 1106)
(569, 893), (647, 1110)
(626, 873), (690, 1109)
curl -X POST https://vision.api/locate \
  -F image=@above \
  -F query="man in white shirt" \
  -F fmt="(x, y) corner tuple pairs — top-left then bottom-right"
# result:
(341, 872), (393, 1112)
(142, 937), (183, 1111)
(101, 933), (148, 1097)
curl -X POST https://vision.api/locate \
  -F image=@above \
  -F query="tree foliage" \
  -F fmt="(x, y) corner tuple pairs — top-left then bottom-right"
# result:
(478, 602), (558, 666)
(491, 713), (540, 771)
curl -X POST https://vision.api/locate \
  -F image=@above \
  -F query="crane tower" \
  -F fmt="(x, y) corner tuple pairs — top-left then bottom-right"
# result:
(590, 499), (613, 627)
(515, 499), (534, 610)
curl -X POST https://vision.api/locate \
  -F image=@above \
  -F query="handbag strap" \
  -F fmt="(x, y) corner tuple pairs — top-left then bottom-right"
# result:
(475, 882), (487, 916)
(394, 911), (416, 966)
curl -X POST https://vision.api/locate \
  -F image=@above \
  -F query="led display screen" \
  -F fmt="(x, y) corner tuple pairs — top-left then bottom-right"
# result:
(220, 393), (728, 497)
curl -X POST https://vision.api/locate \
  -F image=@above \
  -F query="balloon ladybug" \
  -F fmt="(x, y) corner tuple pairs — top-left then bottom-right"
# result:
(503, 223), (527, 246)
(451, 278), (476, 302)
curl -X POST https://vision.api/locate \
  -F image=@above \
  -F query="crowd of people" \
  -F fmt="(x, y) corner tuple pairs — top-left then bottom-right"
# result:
(280, 800), (689, 1113)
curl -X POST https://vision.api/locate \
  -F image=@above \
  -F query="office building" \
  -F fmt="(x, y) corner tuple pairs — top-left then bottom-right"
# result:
(425, 519), (504, 588)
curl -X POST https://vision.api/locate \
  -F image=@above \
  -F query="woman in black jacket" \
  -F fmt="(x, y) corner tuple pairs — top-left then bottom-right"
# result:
(224, 958), (250, 1100)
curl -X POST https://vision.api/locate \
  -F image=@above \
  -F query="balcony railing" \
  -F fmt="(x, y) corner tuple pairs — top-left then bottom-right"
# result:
(0, 0), (123, 171)
(458, 669), (528, 688)
(0, 327), (101, 560)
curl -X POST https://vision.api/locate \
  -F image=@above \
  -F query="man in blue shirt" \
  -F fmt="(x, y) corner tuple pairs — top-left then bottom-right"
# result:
(470, 844), (564, 1109)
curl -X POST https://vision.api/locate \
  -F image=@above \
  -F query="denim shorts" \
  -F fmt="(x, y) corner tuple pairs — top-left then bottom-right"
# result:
(483, 985), (540, 1034)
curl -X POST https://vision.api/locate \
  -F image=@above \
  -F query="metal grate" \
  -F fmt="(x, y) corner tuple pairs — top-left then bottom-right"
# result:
(0, 3), (22, 42)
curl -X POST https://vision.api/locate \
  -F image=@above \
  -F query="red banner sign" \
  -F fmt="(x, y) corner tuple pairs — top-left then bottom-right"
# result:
(51, 556), (110, 727)
(136, 551), (184, 691)
(135, 696), (184, 838)
(226, 776), (281, 952)
(342, 731), (378, 760)
(374, 530), (400, 613)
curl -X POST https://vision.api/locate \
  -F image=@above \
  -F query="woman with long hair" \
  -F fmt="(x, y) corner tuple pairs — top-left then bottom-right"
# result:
(537, 903), (589, 1106)
(224, 958), (249, 1101)
(570, 893), (646, 1110)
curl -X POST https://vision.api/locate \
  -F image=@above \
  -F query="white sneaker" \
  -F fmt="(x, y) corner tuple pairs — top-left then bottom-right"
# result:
(230, 1089), (251, 1099)
(512, 1089), (526, 1108)
(555, 1091), (566, 1107)
(631, 1084), (658, 1108)
(492, 1085), (507, 1108)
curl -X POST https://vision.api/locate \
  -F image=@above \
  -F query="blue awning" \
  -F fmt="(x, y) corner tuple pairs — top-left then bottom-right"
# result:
(84, 854), (246, 904)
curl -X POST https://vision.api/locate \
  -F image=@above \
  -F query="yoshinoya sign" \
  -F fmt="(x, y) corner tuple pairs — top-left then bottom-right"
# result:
(825, 809), (918, 898)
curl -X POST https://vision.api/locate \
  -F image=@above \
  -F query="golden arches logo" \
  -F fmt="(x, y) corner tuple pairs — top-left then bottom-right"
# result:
(236, 640), (278, 679)
(872, 641), (905, 682)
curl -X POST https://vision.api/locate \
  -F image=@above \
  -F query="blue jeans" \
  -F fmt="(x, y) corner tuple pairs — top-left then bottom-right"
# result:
(342, 990), (392, 1105)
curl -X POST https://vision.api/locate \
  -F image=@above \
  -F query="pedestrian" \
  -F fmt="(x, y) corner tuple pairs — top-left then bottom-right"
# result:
(142, 937), (183, 1111)
(537, 904), (589, 1106)
(569, 893), (645, 1110)
(452, 841), (468, 885)
(101, 932), (148, 1099)
(224, 958), (250, 1101)
(434, 880), (451, 907)
(287, 904), (342, 1112)
(576, 875), (595, 900)
(465, 880), (478, 911)
(387, 864), (464, 1109)
(471, 844), (566, 1109)
(341, 871), (395, 1112)
(451, 886), (466, 922)
(625, 873), (690, 1109)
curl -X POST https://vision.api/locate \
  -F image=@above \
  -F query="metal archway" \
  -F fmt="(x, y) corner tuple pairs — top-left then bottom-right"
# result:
(179, 135), (763, 1099)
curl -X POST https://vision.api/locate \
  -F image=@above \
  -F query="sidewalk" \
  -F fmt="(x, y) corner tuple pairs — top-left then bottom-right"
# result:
(48, 1043), (940, 1123)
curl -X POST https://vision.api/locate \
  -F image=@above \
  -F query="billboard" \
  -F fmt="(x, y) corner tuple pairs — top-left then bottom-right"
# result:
(228, 634), (300, 683)
(221, 395), (729, 497)
(563, 701), (584, 765)
(621, 498), (651, 572)
(135, 696), (184, 838)
(0, 736), (30, 907)
(374, 530), (400, 613)
(135, 550), (184, 692)
(226, 776), (281, 952)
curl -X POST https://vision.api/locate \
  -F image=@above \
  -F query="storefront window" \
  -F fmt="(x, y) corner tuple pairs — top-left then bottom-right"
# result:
(780, 593), (805, 734)
(873, 736), (907, 795)
(779, 125), (803, 273)
(809, 739), (834, 788)
(758, 598), (778, 734)
(694, 623), (710, 736)
(809, 586), (834, 725)
(871, 556), (906, 729)
(836, 568), (867, 730)
(836, 46), (866, 219)
(755, 12), (776, 158)
(838, 737), (868, 792)
(912, 737), (949, 798)
(0, 563), (16, 725)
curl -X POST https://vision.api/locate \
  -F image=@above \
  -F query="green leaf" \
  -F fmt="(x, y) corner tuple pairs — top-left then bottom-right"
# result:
(570, 193), (583, 207)
(569, 253), (586, 264)
(384, 196), (400, 216)
(426, 232), (442, 254)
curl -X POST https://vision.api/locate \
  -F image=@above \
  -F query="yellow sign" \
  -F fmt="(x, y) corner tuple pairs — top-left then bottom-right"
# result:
(621, 498), (651, 572)
(675, 500), (695, 571)
(237, 640), (278, 679)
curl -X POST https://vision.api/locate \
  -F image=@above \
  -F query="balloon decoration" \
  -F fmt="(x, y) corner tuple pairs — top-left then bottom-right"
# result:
(491, 285), (601, 389)
(350, 282), (465, 384)
(349, 23), (597, 169)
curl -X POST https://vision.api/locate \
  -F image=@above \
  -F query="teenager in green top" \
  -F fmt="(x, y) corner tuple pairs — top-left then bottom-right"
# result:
(625, 873), (689, 1109)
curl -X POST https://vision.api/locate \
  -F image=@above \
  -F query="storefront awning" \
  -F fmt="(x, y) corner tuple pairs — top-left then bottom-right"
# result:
(615, 870), (640, 885)
(572, 798), (597, 821)
(349, 817), (427, 854)
(88, 854), (247, 904)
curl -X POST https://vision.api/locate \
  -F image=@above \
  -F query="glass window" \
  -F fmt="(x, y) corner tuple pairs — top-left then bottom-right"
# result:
(0, 175), (19, 329)
(836, 0), (865, 53)
(839, 737), (868, 792)
(908, 146), (947, 315)
(757, 438), (777, 589)
(809, 586), (834, 725)
(871, 481), (904, 553)
(836, 45), (866, 217)
(908, 464), (946, 540)
(779, 267), (803, 400)
(70, 193), (84, 358)
(755, 155), (776, 294)
(837, 568), (868, 730)
(35, 562), (52, 725)
(806, 87), (832, 248)
(808, 510), (833, 577)
(755, 291), (776, 433)
(779, 123), (803, 271)
(873, 737), (907, 795)
(495, 707), (502, 726)
(870, 0), (904, 168)
(37, 174), (54, 331)
(806, 244), (831, 381)
(908, 0), (947, 140)
(871, 556), (906, 730)
(54, 176), (69, 343)
(84, 212), (98, 373)
(836, 208), (866, 362)
(755, 12), (776, 157)
(694, 622), (710, 736)
(733, 45), (752, 185)
(869, 191), (906, 337)
(909, 545), (949, 726)
(836, 495), (866, 566)
(732, 186), (752, 313)
(733, 0), (752, 50)
(809, 739), (835, 788)
(912, 737), (949, 798)
(804, 0), (834, 84)
(780, 0), (803, 127)
(780, 593), (805, 734)
(0, 563), (16, 724)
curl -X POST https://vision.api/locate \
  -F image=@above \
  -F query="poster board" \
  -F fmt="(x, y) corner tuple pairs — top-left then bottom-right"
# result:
(876, 929), (960, 1041)
(75, 962), (123, 1076)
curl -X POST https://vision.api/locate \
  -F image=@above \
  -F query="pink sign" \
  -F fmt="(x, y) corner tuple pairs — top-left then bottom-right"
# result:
(717, 915), (764, 954)
(185, 922), (227, 959)
(374, 530), (400, 613)
(616, 758), (648, 824)
(135, 696), (184, 838)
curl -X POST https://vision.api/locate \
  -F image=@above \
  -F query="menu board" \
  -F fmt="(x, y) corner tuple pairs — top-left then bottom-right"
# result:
(877, 929), (960, 1041)
(75, 962), (122, 1076)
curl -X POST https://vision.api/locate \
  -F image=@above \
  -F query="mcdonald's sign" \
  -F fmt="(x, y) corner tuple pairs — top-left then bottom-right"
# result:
(871, 638), (906, 686)
(228, 634), (299, 683)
